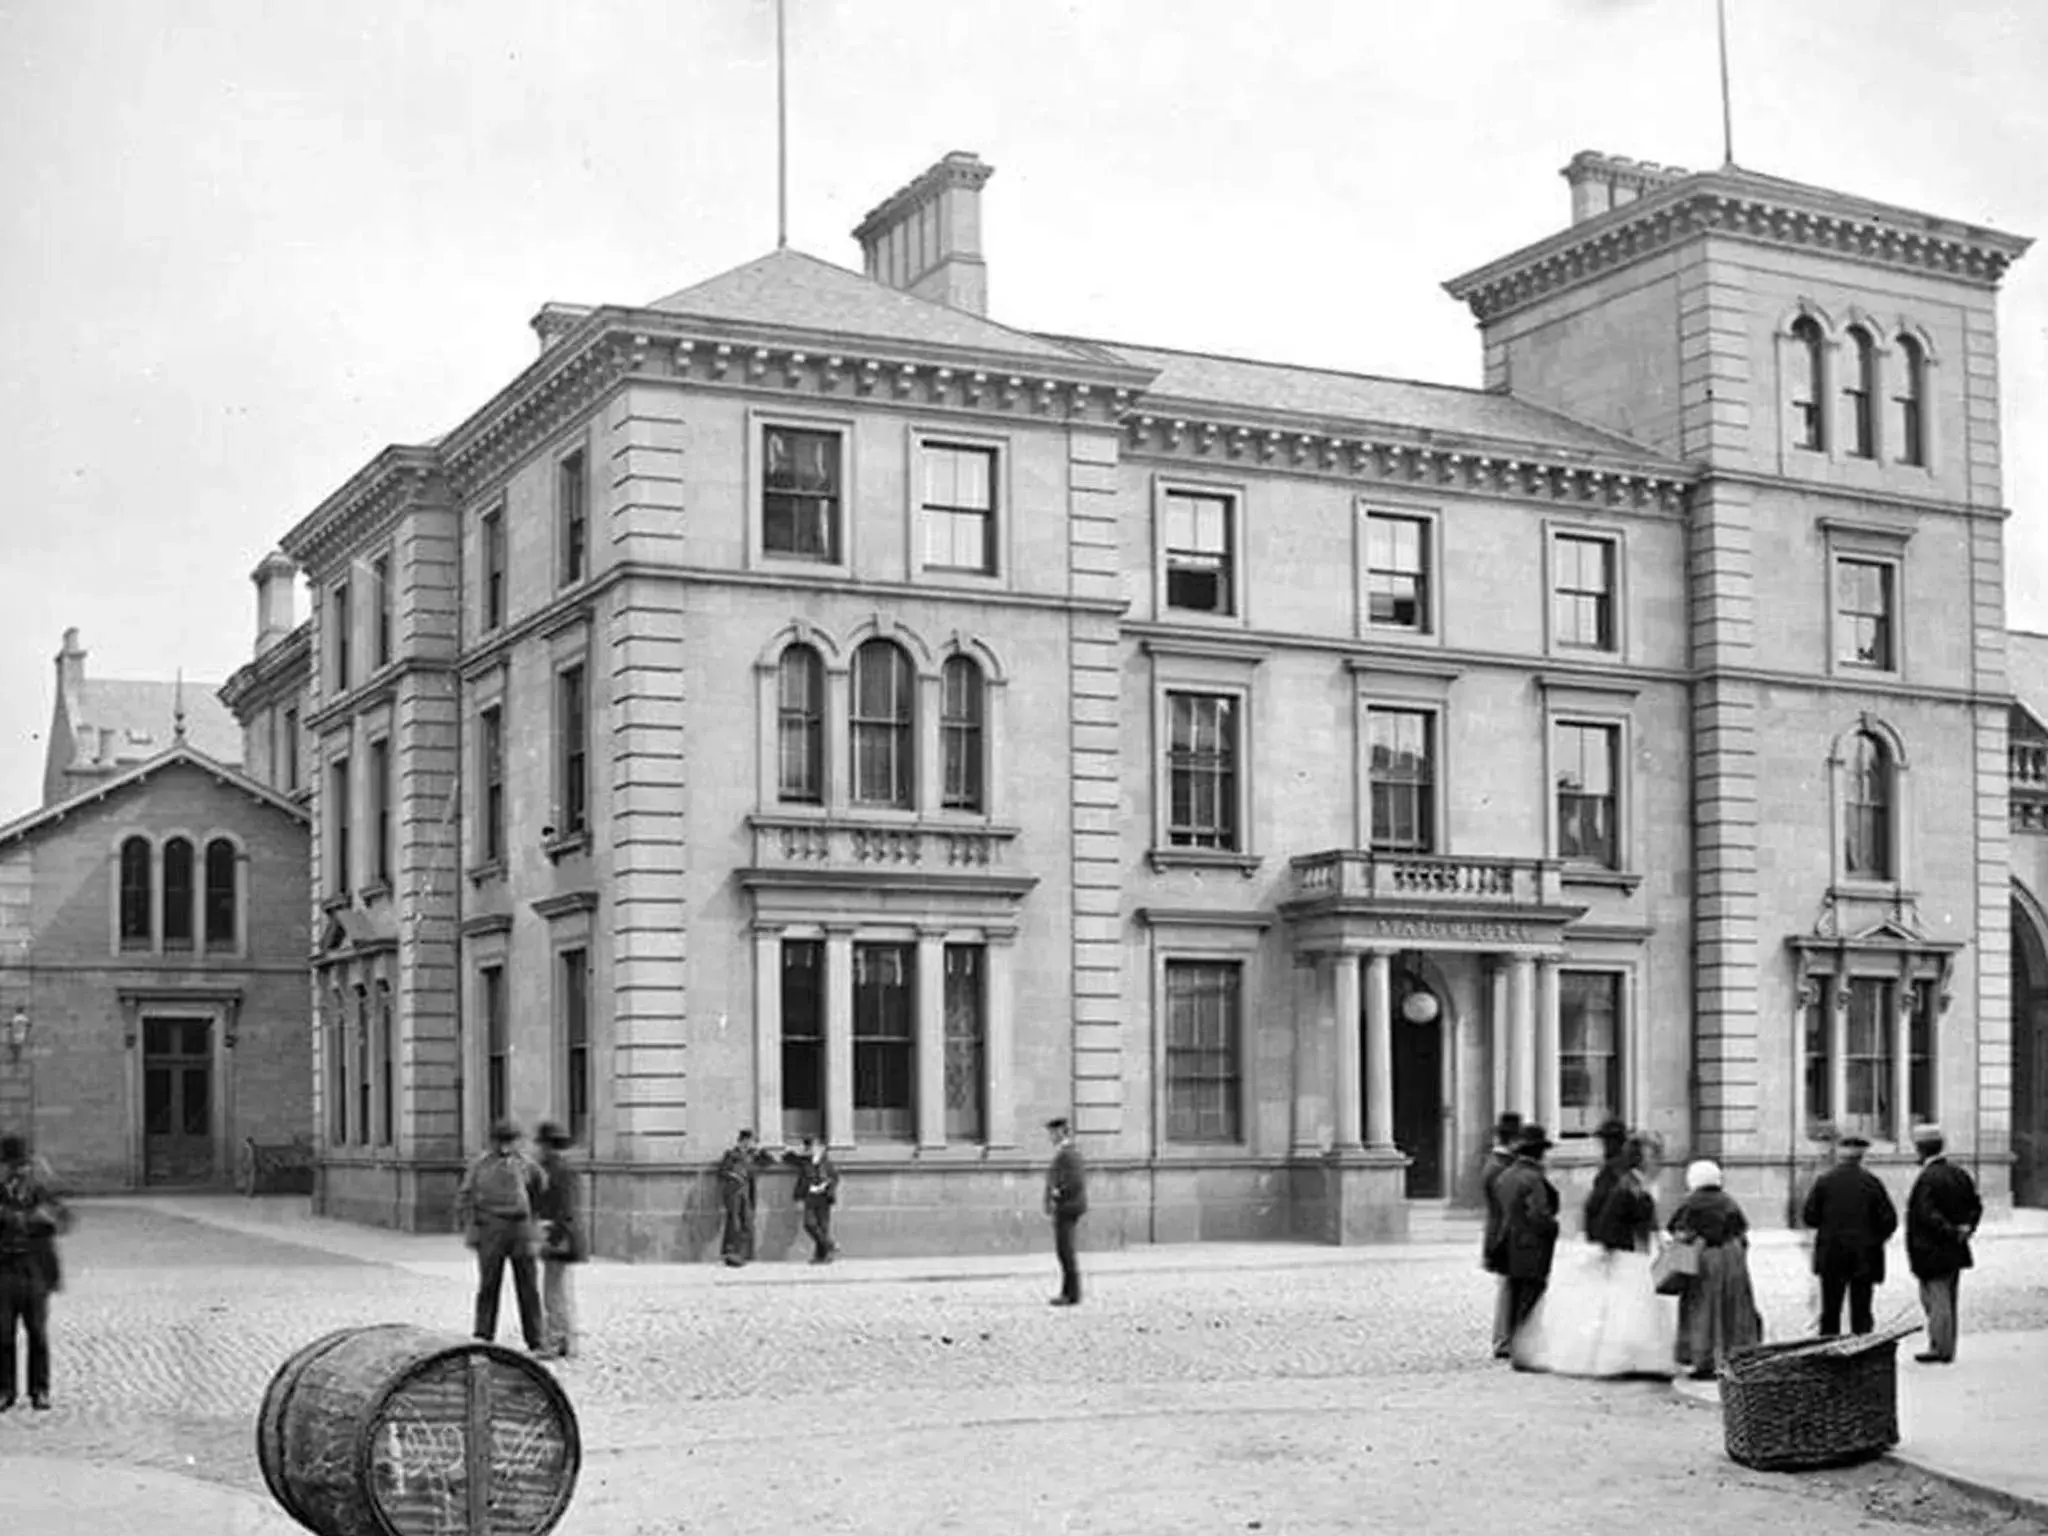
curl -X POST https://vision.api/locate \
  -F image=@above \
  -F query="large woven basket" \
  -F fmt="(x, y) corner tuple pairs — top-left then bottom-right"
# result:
(1719, 1318), (1921, 1471)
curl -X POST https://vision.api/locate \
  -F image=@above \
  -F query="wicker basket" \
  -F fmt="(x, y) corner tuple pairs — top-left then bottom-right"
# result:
(1719, 1318), (1921, 1471)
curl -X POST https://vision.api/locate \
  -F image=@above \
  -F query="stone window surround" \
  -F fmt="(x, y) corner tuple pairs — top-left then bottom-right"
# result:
(1147, 636), (1267, 875)
(1140, 909), (1270, 1156)
(466, 660), (510, 883)
(1550, 960), (1639, 1142)
(1825, 714), (1914, 898)
(318, 968), (395, 1151)
(554, 430), (594, 592)
(476, 498), (508, 638)
(116, 987), (243, 1186)
(546, 615), (594, 861)
(1356, 499), (1444, 645)
(751, 617), (1010, 824)
(750, 916), (1018, 1158)
(1537, 674), (1644, 893)
(1348, 658), (1460, 858)
(535, 892), (598, 1146)
(1795, 950), (1950, 1154)
(1772, 301), (1941, 479)
(327, 575), (354, 697)
(747, 406), (858, 577)
(906, 423), (1012, 591)
(1542, 517), (1629, 663)
(1152, 472), (1249, 628)
(1822, 516), (1913, 682)
(108, 827), (251, 961)
(369, 545), (396, 675)
(461, 916), (513, 1148)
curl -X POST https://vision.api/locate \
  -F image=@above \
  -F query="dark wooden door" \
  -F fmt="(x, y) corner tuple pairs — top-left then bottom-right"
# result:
(1391, 989), (1445, 1198)
(144, 1017), (215, 1186)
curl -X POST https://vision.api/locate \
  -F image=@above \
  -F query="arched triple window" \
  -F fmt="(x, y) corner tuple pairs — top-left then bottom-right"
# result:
(1843, 731), (1894, 880)
(940, 655), (986, 812)
(1843, 326), (1877, 459)
(1893, 333), (1927, 466)
(776, 644), (825, 804)
(162, 836), (195, 950)
(850, 639), (915, 808)
(119, 836), (153, 948)
(1790, 315), (1827, 451)
(204, 837), (238, 951)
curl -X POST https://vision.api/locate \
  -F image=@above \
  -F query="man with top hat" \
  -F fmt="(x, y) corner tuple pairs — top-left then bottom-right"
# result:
(455, 1119), (548, 1352)
(1905, 1123), (1983, 1363)
(1490, 1123), (1561, 1350)
(1479, 1112), (1523, 1359)
(1044, 1117), (1087, 1306)
(1801, 1130), (1898, 1337)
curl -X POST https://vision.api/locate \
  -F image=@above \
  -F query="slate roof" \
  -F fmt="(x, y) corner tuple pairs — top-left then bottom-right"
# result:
(648, 248), (1105, 364)
(1076, 340), (1672, 461)
(2010, 632), (2048, 731)
(67, 678), (242, 771)
(0, 745), (305, 851)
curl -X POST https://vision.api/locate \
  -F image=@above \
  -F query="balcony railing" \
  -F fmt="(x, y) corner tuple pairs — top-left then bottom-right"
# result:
(2012, 740), (2048, 835)
(1288, 850), (1569, 909)
(748, 814), (1017, 872)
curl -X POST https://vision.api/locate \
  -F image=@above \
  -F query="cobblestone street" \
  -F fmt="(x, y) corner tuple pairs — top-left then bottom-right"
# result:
(3, 1203), (2047, 1533)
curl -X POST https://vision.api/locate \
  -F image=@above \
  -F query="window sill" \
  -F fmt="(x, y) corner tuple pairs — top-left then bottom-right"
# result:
(1361, 621), (1439, 643)
(1148, 847), (1262, 877)
(1829, 880), (1916, 903)
(755, 550), (850, 578)
(321, 893), (352, 915)
(544, 830), (590, 863)
(1561, 868), (1643, 893)
(1160, 605), (1246, 627)
(467, 860), (506, 887)
(360, 881), (392, 904)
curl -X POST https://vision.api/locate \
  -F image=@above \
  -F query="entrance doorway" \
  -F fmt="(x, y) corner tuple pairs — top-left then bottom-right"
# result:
(2014, 894), (2048, 1208)
(1390, 972), (1445, 1198)
(143, 1017), (215, 1186)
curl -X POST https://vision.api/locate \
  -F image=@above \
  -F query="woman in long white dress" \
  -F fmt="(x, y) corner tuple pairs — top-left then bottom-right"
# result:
(1512, 1133), (1677, 1379)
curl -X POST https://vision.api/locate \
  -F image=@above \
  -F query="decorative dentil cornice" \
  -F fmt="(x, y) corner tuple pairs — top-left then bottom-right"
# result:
(1446, 164), (2033, 325)
(218, 621), (312, 719)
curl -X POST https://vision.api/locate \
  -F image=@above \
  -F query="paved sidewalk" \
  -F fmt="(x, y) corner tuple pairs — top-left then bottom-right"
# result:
(0, 1454), (302, 1536)
(1673, 1329), (2048, 1522)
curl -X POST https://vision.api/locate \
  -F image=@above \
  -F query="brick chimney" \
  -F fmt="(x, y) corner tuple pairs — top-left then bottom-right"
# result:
(1560, 151), (1691, 224)
(252, 550), (298, 655)
(852, 152), (995, 315)
(54, 627), (85, 703)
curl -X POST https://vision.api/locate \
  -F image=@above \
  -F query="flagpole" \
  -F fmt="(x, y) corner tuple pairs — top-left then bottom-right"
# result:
(776, 0), (789, 249)
(1716, 0), (1735, 168)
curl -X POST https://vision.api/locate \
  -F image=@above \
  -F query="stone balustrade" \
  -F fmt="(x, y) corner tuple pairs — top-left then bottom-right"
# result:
(748, 815), (1017, 872)
(1289, 849), (1567, 908)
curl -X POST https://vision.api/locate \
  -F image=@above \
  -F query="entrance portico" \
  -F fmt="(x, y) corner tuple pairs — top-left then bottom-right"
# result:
(1282, 850), (1585, 1242)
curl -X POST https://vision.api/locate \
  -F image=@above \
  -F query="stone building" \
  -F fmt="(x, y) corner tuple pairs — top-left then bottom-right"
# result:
(0, 732), (311, 1189)
(40, 627), (241, 806)
(244, 146), (2044, 1258)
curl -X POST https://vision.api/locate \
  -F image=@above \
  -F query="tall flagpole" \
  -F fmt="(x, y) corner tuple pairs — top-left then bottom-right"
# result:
(1716, 0), (1736, 168)
(776, 0), (789, 248)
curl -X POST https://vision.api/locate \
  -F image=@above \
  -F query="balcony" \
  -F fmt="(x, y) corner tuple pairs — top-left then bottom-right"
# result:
(1290, 850), (1572, 908)
(746, 814), (1022, 874)
(2013, 740), (2048, 835)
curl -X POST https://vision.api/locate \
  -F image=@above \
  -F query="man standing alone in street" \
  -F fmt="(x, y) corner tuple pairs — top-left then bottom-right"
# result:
(1045, 1118), (1087, 1307)
(1480, 1112), (1523, 1359)
(455, 1120), (547, 1354)
(1802, 1132), (1898, 1337)
(0, 1134), (65, 1411)
(1905, 1124), (1982, 1364)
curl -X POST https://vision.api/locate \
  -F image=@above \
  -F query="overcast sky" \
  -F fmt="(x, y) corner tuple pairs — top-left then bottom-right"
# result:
(2, 0), (2043, 812)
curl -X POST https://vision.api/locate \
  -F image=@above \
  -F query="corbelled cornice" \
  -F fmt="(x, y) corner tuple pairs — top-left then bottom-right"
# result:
(1446, 164), (2034, 324)
(278, 445), (442, 578)
(218, 620), (312, 718)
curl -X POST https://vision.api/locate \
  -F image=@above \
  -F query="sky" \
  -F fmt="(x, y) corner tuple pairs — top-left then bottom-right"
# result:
(1, 0), (2044, 813)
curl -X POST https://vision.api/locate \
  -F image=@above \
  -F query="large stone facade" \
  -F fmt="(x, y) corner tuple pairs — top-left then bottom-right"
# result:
(232, 147), (2046, 1258)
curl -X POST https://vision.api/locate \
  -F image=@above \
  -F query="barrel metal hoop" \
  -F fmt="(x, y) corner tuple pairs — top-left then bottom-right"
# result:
(255, 1325), (372, 1528)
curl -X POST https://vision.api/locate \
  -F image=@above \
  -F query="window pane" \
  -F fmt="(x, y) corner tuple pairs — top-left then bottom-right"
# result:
(1164, 960), (1241, 1143)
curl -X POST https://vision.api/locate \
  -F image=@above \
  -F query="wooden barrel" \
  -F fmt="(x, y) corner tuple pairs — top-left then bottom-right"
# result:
(255, 1324), (580, 1536)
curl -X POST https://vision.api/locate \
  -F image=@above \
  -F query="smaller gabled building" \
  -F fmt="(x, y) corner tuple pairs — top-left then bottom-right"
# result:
(40, 627), (243, 807)
(0, 743), (312, 1188)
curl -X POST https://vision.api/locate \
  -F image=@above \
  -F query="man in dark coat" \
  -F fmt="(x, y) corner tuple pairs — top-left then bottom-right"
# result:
(455, 1119), (547, 1352)
(1801, 1131), (1898, 1336)
(717, 1129), (774, 1268)
(788, 1135), (840, 1264)
(533, 1121), (585, 1359)
(0, 1134), (65, 1411)
(1044, 1117), (1087, 1307)
(1905, 1124), (1983, 1364)
(1480, 1112), (1523, 1359)
(1490, 1123), (1561, 1348)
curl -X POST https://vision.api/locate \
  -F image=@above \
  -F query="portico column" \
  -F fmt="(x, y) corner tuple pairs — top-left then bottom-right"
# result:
(1827, 975), (1849, 1140)
(1892, 977), (1914, 1143)
(753, 928), (782, 1145)
(1489, 959), (1510, 1122)
(825, 926), (856, 1149)
(916, 928), (948, 1150)
(1537, 958), (1562, 1133)
(983, 935), (1016, 1149)
(1365, 949), (1395, 1151)
(1509, 955), (1537, 1120)
(1333, 952), (1363, 1151)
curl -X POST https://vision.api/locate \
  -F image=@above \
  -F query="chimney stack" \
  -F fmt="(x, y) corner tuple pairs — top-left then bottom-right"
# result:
(54, 627), (86, 703)
(252, 550), (298, 655)
(852, 151), (995, 315)
(1560, 151), (1691, 225)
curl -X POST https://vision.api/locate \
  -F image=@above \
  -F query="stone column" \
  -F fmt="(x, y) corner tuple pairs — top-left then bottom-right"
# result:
(1509, 956), (1537, 1120)
(916, 929), (948, 1149)
(1333, 952), (1363, 1151)
(983, 934), (1016, 1148)
(1892, 979), (1914, 1143)
(1537, 958), (1562, 1133)
(825, 927), (856, 1149)
(1365, 950), (1395, 1151)
(1489, 959), (1510, 1125)
(1827, 975), (1849, 1138)
(753, 929), (782, 1145)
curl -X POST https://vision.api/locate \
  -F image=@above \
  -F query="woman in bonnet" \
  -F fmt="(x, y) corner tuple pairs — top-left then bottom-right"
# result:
(1666, 1158), (1764, 1379)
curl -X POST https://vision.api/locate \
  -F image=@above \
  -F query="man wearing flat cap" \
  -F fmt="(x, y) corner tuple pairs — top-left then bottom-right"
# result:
(1800, 1130), (1898, 1337)
(1905, 1124), (1982, 1363)
(1043, 1118), (1087, 1306)
(455, 1119), (547, 1353)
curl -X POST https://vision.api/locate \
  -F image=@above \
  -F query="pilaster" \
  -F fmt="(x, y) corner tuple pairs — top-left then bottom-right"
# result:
(394, 668), (460, 1157)
(609, 382), (689, 562)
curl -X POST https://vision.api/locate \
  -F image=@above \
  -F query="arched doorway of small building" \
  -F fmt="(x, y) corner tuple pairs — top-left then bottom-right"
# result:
(2012, 886), (2048, 1208)
(1390, 962), (1448, 1199)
